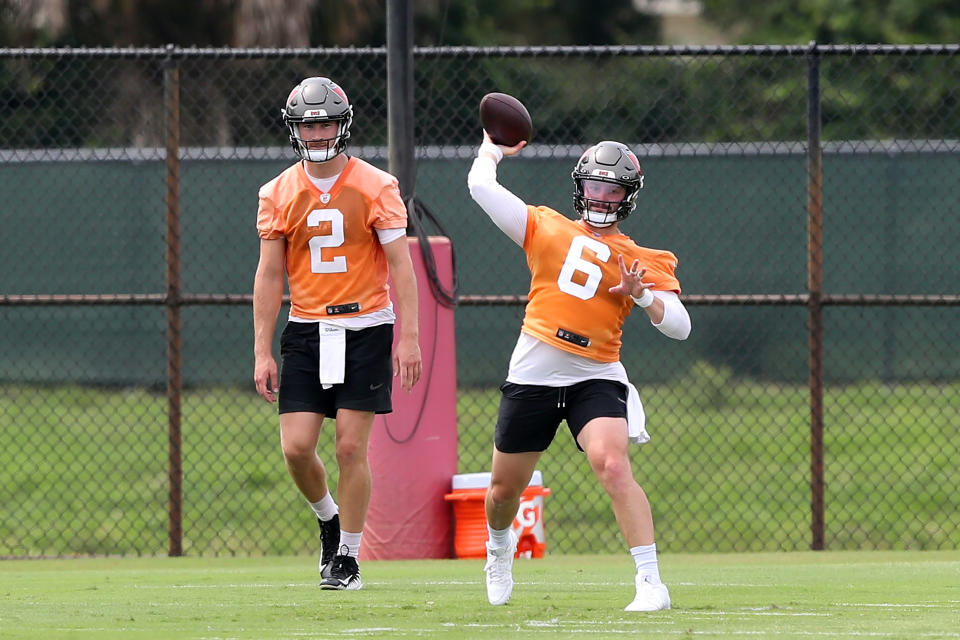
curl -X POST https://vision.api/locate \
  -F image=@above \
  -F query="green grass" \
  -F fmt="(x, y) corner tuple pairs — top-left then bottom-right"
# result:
(1, 551), (958, 639)
(1, 378), (958, 556)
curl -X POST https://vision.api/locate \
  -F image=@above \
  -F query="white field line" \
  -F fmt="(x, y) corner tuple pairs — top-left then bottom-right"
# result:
(134, 579), (626, 588)
(832, 602), (952, 607)
(327, 630), (955, 638)
(56, 631), (960, 639)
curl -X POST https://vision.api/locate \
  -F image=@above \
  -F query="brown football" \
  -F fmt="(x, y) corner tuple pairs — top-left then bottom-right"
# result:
(479, 92), (533, 146)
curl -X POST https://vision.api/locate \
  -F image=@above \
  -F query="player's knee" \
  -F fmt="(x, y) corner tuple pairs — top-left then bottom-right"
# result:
(591, 454), (632, 488)
(281, 439), (316, 466)
(334, 438), (366, 467)
(487, 480), (523, 505)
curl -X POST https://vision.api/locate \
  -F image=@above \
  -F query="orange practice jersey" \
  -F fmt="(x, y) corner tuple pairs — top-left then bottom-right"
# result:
(256, 157), (407, 319)
(521, 206), (681, 362)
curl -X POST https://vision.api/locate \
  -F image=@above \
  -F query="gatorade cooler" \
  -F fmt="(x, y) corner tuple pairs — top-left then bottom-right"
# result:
(444, 471), (551, 559)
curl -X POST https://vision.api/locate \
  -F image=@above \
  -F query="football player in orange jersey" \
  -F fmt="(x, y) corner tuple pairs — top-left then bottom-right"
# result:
(468, 132), (691, 610)
(253, 77), (422, 591)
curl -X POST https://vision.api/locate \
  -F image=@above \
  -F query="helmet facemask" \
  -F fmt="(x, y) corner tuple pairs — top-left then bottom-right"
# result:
(571, 141), (644, 227)
(574, 177), (638, 227)
(287, 117), (352, 162)
(282, 77), (354, 162)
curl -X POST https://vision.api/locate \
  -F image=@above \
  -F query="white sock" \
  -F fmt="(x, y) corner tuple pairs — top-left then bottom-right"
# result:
(309, 492), (338, 522)
(487, 524), (512, 549)
(339, 530), (362, 558)
(630, 543), (662, 584)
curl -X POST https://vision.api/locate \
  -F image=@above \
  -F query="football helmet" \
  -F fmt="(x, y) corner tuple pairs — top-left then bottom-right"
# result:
(571, 141), (644, 227)
(282, 77), (353, 162)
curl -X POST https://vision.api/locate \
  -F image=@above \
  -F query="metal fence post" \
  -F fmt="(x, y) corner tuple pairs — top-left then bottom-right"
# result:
(163, 45), (183, 557)
(387, 0), (416, 209)
(806, 40), (825, 551)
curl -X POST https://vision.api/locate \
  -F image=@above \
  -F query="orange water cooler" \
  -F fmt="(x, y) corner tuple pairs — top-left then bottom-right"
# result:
(444, 471), (551, 559)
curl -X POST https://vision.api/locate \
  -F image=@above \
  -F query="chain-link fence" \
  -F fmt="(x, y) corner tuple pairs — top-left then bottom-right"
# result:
(1, 45), (958, 557)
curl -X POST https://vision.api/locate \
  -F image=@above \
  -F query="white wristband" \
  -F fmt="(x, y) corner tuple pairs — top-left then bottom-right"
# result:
(478, 142), (503, 163)
(631, 288), (655, 308)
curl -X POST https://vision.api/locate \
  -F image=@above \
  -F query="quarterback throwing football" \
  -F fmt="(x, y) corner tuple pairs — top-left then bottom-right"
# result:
(467, 131), (690, 611)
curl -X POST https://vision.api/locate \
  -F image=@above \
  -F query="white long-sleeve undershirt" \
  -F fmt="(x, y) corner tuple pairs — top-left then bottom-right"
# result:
(467, 153), (528, 246)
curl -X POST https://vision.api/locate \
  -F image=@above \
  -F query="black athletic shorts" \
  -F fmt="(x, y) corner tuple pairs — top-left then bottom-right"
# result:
(277, 321), (394, 416)
(494, 379), (628, 453)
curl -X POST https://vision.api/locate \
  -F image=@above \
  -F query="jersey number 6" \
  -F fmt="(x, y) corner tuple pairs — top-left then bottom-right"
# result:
(557, 235), (611, 300)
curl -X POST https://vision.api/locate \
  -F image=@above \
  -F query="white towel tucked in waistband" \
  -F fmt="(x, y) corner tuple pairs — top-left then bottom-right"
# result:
(626, 382), (650, 445)
(318, 324), (346, 389)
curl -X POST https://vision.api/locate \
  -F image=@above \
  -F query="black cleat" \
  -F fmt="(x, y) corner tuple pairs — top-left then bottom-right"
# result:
(317, 513), (340, 579)
(320, 553), (363, 590)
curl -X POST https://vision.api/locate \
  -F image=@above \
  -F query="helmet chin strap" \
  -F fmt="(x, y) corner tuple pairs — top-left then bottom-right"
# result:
(582, 210), (617, 227)
(301, 144), (342, 162)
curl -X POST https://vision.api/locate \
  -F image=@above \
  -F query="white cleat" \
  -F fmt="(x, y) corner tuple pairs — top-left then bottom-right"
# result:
(624, 575), (671, 612)
(483, 530), (517, 605)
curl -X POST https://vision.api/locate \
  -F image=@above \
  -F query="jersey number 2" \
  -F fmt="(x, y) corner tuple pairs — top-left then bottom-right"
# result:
(306, 209), (347, 274)
(557, 236), (611, 300)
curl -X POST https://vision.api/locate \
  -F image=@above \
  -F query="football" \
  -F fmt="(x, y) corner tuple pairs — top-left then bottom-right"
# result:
(479, 92), (533, 146)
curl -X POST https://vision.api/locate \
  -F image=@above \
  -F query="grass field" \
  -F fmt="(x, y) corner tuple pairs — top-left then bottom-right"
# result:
(2, 551), (958, 639)
(1, 380), (958, 555)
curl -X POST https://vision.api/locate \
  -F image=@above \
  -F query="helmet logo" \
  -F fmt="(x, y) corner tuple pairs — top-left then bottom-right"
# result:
(304, 109), (329, 118)
(330, 85), (349, 104)
(591, 169), (615, 178)
(286, 87), (301, 106)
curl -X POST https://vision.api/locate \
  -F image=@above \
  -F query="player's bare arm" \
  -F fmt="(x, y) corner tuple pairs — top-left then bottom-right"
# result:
(381, 236), (422, 391)
(608, 254), (665, 324)
(252, 237), (286, 402)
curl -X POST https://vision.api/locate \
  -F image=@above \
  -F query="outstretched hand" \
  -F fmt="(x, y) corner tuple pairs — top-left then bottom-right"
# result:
(608, 254), (653, 299)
